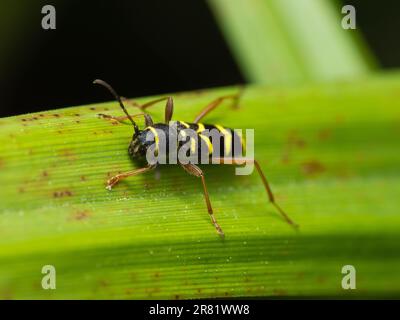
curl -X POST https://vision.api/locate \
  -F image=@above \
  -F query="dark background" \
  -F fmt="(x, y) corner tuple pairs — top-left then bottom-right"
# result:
(0, 0), (399, 117)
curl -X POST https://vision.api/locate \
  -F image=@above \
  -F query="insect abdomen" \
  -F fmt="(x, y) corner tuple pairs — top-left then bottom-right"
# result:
(142, 122), (244, 163)
(177, 121), (244, 160)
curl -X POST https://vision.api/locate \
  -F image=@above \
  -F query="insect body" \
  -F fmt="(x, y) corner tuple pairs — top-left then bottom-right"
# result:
(94, 79), (298, 237)
(129, 121), (243, 164)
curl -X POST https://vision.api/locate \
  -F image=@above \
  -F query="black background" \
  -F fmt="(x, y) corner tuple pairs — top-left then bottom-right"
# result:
(0, 0), (399, 117)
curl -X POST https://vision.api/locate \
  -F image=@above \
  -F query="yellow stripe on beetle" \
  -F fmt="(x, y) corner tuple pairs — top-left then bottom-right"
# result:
(179, 121), (190, 128)
(215, 124), (232, 155)
(190, 137), (197, 153)
(196, 123), (205, 133)
(178, 126), (197, 154)
(199, 134), (213, 154)
(237, 129), (246, 154)
(146, 126), (159, 153)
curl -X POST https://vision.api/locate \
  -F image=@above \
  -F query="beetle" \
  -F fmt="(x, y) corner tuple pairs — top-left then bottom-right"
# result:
(93, 79), (298, 237)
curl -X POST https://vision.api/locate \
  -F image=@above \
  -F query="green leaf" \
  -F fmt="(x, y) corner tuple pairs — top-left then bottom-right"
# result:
(1, 73), (400, 299)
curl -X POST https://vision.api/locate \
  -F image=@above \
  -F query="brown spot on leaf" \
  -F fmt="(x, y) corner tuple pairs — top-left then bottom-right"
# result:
(125, 289), (133, 295)
(80, 175), (86, 181)
(335, 115), (344, 124)
(281, 130), (307, 164)
(316, 276), (327, 284)
(74, 113), (80, 117)
(53, 190), (73, 198)
(317, 128), (332, 141)
(288, 130), (306, 148)
(301, 160), (325, 176)
(90, 107), (96, 111)
(98, 279), (109, 287)
(0, 287), (13, 300)
(71, 210), (91, 221)
(53, 114), (60, 118)
(59, 149), (77, 160)
(42, 171), (48, 178)
(32, 281), (42, 290)
(281, 153), (290, 164)
(273, 289), (287, 296)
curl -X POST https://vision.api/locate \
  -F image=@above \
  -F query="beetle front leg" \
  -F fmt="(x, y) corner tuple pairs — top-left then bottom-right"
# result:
(98, 113), (129, 124)
(106, 165), (155, 190)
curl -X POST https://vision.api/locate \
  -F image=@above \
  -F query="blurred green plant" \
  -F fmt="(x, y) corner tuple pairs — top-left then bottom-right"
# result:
(208, 0), (376, 84)
(0, 73), (400, 298)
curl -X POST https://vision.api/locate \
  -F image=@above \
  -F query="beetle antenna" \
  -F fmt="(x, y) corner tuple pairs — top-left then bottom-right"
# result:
(93, 79), (139, 134)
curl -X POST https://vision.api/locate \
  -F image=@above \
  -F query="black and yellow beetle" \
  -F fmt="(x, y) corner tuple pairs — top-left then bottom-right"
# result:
(93, 79), (297, 237)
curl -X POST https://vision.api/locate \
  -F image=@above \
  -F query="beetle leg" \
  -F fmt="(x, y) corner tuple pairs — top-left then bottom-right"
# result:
(193, 86), (244, 123)
(211, 157), (298, 229)
(97, 113), (129, 123)
(123, 96), (174, 124)
(106, 165), (155, 190)
(98, 113), (153, 126)
(180, 163), (224, 237)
